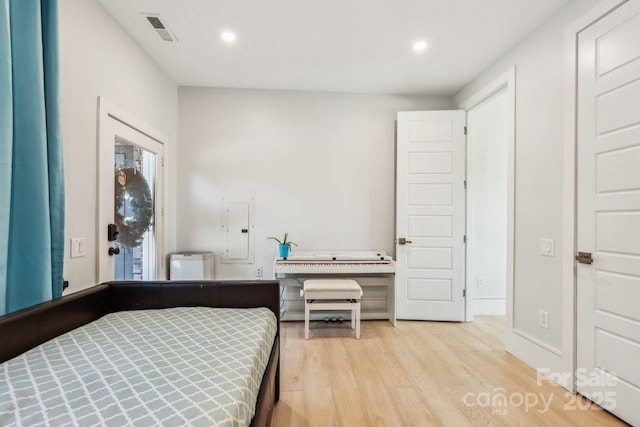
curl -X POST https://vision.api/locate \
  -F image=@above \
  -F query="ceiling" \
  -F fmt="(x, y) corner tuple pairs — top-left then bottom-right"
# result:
(97, 0), (572, 95)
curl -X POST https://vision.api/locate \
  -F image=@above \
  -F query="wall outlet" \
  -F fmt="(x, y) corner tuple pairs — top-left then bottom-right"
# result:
(477, 276), (485, 288)
(538, 309), (549, 329)
(70, 238), (86, 258)
(255, 267), (263, 277)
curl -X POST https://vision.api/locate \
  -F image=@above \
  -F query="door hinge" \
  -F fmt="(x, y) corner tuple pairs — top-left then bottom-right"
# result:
(463, 235), (467, 243)
(463, 289), (466, 297)
(161, 157), (165, 167)
(161, 207), (165, 217)
(464, 126), (468, 135)
(464, 180), (467, 189)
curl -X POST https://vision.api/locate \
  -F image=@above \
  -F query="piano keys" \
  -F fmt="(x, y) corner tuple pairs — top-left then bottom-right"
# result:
(274, 251), (396, 325)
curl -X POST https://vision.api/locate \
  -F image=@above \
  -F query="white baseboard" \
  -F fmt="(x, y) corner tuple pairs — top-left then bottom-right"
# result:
(473, 298), (506, 315)
(507, 328), (573, 392)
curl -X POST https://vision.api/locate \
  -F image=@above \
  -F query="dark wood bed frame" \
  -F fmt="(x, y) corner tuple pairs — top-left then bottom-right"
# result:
(0, 281), (280, 427)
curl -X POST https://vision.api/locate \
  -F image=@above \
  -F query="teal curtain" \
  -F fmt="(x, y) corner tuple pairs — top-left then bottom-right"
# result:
(0, 0), (64, 315)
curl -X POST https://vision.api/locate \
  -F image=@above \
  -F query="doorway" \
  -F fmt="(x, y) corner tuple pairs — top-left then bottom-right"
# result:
(459, 68), (515, 329)
(98, 98), (166, 283)
(466, 88), (508, 317)
(395, 72), (515, 324)
(113, 136), (159, 280)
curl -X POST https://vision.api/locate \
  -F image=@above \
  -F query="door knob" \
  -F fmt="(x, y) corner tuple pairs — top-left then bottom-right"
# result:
(398, 238), (412, 245)
(108, 247), (120, 256)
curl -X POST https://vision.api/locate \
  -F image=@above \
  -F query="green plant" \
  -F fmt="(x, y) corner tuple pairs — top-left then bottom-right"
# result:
(267, 232), (298, 249)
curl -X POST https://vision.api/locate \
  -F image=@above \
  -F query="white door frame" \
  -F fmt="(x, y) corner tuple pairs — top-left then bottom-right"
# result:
(97, 97), (168, 283)
(563, 0), (628, 393)
(458, 67), (516, 327)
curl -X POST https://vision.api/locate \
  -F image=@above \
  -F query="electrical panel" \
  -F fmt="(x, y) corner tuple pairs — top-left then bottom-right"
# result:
(221, 198), (255, 264)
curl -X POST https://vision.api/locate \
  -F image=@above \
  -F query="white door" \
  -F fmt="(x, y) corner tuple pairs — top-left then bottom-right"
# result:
(98, 111), (165, 283)
(396, 111), (466, 321)
(576, 2), (640, 425)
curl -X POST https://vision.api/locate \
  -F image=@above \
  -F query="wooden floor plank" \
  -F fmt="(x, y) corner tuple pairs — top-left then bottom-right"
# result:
(271, 391), (305, 427)
(363, 337), (413, 389)
(302, 338), (331, 391)
(389, 387), (440, 427)
(375, 330), (475, 426)
(280, 324), (304, 392)
(332, 388), (371, 426)
(356, 386), (404, 427)
(303, 387), (336, 427)
(323, 339), (359, 390)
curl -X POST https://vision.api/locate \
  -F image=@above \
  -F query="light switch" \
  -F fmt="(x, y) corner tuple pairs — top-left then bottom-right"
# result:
(539, 238), (554, 257)
(71, 237), (86, 258)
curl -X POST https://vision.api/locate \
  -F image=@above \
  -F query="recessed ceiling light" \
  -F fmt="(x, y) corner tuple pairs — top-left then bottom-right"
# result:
(221, 31), (236, 43)
(413, 40), (427, 52)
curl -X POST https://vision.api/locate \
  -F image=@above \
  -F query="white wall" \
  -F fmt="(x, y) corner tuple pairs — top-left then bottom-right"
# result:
(467, 89), (508, 316)
(177, 87), (452, 279)
(455, 0), (601, 375)
(60, 0), (178, 293)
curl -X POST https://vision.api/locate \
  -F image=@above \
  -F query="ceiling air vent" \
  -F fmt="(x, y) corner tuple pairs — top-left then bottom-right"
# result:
(142, 13), (177, 42)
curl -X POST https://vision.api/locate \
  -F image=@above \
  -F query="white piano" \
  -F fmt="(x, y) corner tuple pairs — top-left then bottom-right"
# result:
(274, 250), (396, 325)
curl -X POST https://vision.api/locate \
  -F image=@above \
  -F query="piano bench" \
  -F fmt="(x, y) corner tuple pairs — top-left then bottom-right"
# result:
(302, 279), (362, 339)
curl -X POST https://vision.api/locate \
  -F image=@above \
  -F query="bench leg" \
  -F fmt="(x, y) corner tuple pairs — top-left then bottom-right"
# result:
(351, 309), (355, 329)
(305, 302), (310, 340)
(355, 302), (361, 339)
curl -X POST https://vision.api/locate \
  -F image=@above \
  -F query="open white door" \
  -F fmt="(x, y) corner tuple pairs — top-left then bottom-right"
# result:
(576, 2), (640, 425)
(396, 110), (466, 321)
(98, 99), (166, 283)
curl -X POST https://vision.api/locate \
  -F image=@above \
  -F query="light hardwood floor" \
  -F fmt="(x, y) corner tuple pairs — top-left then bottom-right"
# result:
(271, 317), (628, 426)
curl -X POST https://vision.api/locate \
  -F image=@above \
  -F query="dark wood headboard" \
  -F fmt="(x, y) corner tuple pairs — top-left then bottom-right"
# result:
(0, 281), (280, 364)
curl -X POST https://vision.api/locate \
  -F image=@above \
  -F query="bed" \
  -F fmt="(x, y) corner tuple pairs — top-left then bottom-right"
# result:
(0, 281), (280, 427)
